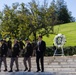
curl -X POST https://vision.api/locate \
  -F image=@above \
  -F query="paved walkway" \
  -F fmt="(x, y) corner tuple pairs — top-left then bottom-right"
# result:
(0, 56), (76, 74)
(1, 72), (76, 75)
(0, 72), (54, 75)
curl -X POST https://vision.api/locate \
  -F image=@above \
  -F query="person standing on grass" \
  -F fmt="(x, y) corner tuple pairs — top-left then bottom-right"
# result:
(0, 40), (8, 72)
(36, 35), (46, 72)
(9, 39), (20, 72)
(23, 38), (33, 72)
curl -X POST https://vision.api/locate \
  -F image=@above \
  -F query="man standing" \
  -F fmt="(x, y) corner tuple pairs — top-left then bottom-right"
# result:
(9, 39), (20, 72)
(23, 38), (33, 72)
(36, 35), (46, 72)
(0, 40), (8, 72)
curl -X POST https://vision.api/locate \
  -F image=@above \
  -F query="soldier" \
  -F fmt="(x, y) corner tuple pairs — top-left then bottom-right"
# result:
(19, 39), (25, 56)
(9, 39), (20, 72)
(7, 38), (12, 57)
(0, 40), (8, 72)
(23, 38), (33, 72)
(36, 35), (46, 72)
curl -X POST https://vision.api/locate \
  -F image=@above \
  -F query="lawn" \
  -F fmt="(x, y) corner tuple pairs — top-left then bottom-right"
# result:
(43, 22), (76, 47)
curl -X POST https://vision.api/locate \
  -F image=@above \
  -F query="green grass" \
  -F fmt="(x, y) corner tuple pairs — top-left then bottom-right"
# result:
(43, 22), (76, 47)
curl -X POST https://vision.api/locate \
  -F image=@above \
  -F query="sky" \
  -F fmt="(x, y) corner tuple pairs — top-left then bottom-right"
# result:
(0, 0), (76, 19)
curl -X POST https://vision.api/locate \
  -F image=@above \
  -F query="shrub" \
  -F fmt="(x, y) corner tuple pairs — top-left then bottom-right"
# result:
(45, 46), (76, 56)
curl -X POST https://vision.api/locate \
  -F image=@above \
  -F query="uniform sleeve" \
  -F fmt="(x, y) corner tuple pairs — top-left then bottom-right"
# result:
(4, 44), (8, 56)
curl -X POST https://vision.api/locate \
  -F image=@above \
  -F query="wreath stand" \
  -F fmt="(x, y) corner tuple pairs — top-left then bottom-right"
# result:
(53, 34), (66, 56)
(53, 47), (64, 56)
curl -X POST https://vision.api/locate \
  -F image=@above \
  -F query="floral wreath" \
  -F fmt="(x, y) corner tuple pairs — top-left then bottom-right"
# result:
(54, 34), (66, 48)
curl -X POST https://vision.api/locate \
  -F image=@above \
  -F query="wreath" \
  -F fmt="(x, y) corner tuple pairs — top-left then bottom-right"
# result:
(54, 34), (66, 48)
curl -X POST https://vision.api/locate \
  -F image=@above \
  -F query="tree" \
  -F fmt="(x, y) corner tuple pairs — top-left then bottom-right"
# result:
(27, 0), (55, 41)
(0, 0), (75, 40)
(56, 0), (75, 24)
(27, 0), (40, 41)
(17, 3), (30, 39)
(47, 0), (58, 33)
(0, 3), (20, 38)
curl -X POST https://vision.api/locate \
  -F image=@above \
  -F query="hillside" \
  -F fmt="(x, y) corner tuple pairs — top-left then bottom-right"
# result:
(43, 22), (76, 47)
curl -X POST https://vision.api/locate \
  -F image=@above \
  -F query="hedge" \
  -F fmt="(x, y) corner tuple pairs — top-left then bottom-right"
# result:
(45, 46), (76, 56)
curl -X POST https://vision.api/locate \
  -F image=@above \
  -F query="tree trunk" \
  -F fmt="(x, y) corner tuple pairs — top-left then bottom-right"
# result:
(33, 32), (36, 42)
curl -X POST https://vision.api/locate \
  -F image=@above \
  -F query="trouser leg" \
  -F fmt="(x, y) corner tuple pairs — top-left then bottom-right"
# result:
(27, 57), (31, 70)
(0, 57), (2, 71)
(40, 55), (44, 71)
(3, 57), (7, 70)
(10, 57), (15, 70)
(36, 56), (40, 70)
(15, 57), (19, 70)
(23, 57), (28, 69)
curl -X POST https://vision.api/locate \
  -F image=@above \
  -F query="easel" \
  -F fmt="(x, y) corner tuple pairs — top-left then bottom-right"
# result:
(53, 47), (64, 56)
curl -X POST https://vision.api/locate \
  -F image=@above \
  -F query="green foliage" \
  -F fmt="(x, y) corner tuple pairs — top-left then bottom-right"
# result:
(43, 22), (76, 46)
